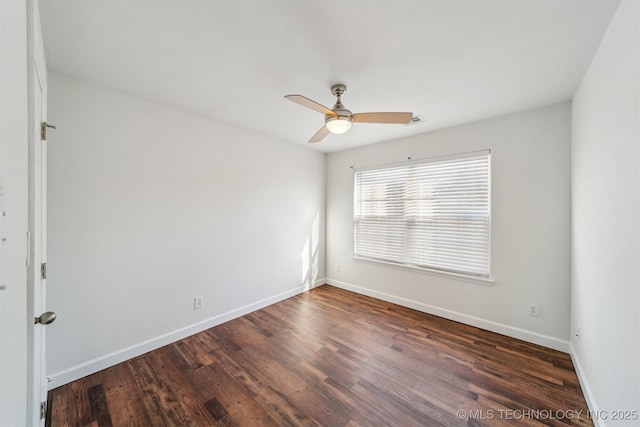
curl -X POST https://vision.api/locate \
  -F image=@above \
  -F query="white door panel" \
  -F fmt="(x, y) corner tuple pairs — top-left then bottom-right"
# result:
(28, 2), (50, 425)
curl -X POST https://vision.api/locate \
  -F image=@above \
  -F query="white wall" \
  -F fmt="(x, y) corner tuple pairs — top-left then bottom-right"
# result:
(46, 73), (326, 387)
(571, 0), (639, 424)
(326, 103), (572, 350)
(0, 0), (30, 425)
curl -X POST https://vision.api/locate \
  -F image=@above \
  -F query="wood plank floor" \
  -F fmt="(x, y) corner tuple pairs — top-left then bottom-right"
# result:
(47, 285), (593, 427)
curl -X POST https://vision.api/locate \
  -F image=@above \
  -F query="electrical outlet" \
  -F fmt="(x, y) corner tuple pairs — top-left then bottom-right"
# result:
(194, 296), (203, 310)
(528, 304), (539, 317)
(336, 264), (341, 272)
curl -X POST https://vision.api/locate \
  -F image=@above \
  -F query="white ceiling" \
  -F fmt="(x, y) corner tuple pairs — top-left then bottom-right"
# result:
(39, 0), (620, 153)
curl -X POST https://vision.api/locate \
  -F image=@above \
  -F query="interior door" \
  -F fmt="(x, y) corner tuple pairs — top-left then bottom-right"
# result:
(29, 4), (52, 424)
(29, 56), (49, 427)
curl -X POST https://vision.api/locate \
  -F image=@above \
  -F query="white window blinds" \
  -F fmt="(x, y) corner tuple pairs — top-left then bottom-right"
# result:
(353, 151), (490, 278)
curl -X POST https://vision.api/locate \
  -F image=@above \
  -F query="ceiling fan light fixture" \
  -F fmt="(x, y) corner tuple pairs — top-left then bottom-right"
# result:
(325, 116), (352, 134)
(285, 84), (412, 143)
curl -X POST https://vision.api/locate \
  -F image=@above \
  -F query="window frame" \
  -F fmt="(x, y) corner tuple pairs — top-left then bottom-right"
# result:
(352, 150), (492, 282)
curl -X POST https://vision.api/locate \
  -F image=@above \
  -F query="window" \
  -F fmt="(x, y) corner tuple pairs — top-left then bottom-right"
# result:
(353, 151), (490, 278)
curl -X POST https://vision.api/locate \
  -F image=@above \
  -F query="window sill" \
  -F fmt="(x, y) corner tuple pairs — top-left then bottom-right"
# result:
(352, 256), (495, 286)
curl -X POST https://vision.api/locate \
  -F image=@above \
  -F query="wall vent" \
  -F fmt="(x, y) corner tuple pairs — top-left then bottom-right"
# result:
(407, 115), (425, 125)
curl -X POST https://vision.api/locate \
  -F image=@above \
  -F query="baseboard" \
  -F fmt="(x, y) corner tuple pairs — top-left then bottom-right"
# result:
(47, 280), (325, 389)
(314, 278), (327, 288)
(325, 278), (570, 353)
(569, 343), (603, 427)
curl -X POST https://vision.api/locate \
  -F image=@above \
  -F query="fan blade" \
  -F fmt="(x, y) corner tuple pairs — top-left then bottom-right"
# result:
(309, 126), (330, 143)
(352, 112), (413, 124)
(285, 95), (335, 116)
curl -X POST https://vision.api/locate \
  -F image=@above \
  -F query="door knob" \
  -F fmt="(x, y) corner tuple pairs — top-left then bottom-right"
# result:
(35, 311), (57, 325)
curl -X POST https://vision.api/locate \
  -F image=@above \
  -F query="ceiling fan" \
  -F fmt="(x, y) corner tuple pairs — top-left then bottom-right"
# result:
(285, 84), (413, 143)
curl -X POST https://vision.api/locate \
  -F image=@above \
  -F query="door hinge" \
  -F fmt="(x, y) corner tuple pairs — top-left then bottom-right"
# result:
(40, 401), (47, 420)
(41, 122), (56, 141)
(41, 262), (47, 280)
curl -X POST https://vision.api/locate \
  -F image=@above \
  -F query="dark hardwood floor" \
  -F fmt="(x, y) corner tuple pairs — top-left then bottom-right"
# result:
(47, 285), (593, 426)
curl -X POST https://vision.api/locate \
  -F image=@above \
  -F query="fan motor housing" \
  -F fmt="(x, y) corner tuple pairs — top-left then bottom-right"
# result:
(326, 110), (352, 123)
(326, 108), (352, 121)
